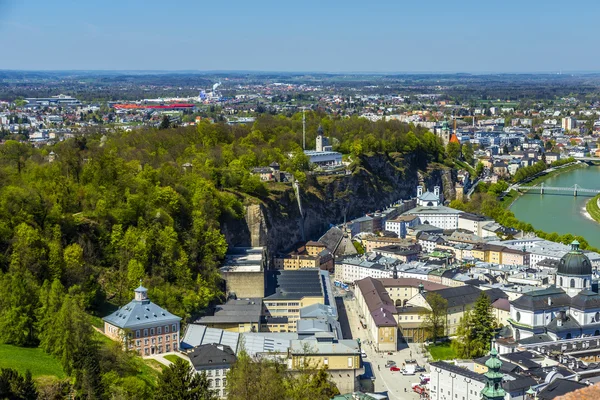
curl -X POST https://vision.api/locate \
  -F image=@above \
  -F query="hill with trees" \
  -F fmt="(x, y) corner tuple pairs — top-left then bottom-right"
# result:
(0, 113), (448, 397)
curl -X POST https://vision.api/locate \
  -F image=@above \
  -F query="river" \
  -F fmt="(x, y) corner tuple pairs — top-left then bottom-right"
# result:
(510, 165), (600, 248)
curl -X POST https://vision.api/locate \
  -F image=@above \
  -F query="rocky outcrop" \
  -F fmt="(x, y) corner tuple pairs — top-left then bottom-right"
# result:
(221, 153), (455, 254)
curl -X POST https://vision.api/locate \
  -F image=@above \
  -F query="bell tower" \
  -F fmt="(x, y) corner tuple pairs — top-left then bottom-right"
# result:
(481, 342), (506, 400)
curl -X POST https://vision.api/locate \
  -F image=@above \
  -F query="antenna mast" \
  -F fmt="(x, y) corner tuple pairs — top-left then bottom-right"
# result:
(302, 108), (306, 150)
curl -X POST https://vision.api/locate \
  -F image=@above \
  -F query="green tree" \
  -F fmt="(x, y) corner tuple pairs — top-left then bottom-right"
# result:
(226, 350), (286, 400)
(0, 368), (38, 400)
(470, 292), (497, 357)
(0, 140), (31, 174)
(159, 115), (171, 130)
(421, 292), (448, 343)
(446, 142), (461, 160)
(475, 162), (484, 176)
(156, 358), (216, 400)
(452, 309), (475, 359)
(41, 291), (94, 375)
(0, 270), (40, 346)
(461, 143), (474, 165)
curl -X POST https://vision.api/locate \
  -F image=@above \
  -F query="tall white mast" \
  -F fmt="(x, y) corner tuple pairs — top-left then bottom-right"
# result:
(302, 108), (306, 150)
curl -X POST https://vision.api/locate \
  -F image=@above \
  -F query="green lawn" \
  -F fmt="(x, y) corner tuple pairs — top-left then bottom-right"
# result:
(586, 194), (600, 223)
(427, 342), (457, 361)
(164, 354), (185, 363)
(0, 344), (65, 379)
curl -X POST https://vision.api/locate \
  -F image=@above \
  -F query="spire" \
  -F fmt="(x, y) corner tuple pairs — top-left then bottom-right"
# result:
(481, 340), (506, 400)
(571, 240), (580, 252)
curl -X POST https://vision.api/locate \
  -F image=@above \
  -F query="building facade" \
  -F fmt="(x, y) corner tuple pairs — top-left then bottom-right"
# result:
(103, 286), (182, 356)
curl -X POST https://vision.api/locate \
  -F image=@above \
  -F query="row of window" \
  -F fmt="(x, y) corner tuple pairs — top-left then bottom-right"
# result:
(206, 368), (228, 377)
(208, 378), (227, 388)
(134, 324), (177, 338)
(134, 334), (177, 347)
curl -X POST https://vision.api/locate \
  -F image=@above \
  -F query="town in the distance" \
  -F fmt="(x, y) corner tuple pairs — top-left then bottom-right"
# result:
(3, 70), (600, 400)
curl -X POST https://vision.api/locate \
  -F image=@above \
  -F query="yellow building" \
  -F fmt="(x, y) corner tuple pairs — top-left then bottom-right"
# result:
(363, 237), (416, 253)
(289, 335), (362, 393)
(263, 269), (333, 333)
(472, 244), (506, 264)
(355, 277), (398, 352)
(406, 286), (507, 338)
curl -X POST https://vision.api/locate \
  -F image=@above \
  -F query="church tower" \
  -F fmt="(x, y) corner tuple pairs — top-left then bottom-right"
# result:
(481, 343), (506, 400)
(316, 125), (324, 152)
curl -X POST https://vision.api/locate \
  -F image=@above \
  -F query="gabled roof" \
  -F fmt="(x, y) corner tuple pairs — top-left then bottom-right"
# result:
(430, 285), (507, 308)
(538, 378), (586, 400)
(511, 287), (571, 311)
(188, 343), (237, 369)
(356, 278), (397, 327)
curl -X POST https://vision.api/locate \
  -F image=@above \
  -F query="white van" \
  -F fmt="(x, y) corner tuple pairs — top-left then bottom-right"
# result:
(402, 365), (416, 375)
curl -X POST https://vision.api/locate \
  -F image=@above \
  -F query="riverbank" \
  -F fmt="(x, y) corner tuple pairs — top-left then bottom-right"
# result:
(520, 161), (587, 187)
(586, 194), (600, 223)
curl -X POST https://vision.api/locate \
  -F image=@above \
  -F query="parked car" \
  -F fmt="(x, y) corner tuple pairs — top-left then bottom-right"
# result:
(390, 366), (401, 372)
(405, 359), (417, 364)
(385, 360), (396, 368)
(415, 365), (426, 372)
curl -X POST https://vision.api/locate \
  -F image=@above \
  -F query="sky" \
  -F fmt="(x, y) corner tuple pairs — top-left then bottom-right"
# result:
(1, 0), (599, 73)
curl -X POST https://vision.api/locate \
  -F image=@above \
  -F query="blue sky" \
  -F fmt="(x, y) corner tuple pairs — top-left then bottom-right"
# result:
(0, 0), (598, 72)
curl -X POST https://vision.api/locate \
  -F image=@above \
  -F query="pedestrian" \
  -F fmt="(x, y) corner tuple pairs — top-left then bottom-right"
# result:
(410, 351), (412, 357)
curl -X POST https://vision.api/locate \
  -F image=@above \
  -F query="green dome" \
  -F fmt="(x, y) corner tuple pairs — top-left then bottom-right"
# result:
(485, 348), (502, 370)
(558, 241), (592, 276)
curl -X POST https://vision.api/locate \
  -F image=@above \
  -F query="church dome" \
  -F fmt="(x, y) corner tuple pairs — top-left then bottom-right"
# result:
(558, 241), (592, 276)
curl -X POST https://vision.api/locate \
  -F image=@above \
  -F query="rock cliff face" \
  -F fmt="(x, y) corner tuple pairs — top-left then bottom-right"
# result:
(221, 153), (455, 254)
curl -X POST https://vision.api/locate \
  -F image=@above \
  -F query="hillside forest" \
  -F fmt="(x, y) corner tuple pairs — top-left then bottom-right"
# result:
(0, 113), (445, 398)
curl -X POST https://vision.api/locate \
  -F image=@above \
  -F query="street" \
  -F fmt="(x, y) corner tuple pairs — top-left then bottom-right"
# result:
(335, 286), (429, 400)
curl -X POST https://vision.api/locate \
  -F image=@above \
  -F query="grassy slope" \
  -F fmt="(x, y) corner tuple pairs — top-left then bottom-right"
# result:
(0, 344), (65, 379)
(586, 194), (600, 223)
(427, 342), (457, 361)
(163, 354), (185, 363)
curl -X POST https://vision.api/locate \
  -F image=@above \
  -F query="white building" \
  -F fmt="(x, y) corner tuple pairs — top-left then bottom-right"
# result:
(385, 215), (419, 238)
(430, 361), (486, 400)
(403, 185), (463, 230)
(187, 343), (236, 399)
(334, 254), (399, 283)
(508, 242), (600, 344)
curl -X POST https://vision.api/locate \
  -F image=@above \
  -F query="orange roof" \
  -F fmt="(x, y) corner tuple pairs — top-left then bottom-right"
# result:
(449, 134), (460, 144)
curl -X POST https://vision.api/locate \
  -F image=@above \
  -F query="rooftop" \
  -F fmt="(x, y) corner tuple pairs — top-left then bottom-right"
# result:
(187, 343), (237, 369)
(356, 277), (397, 327)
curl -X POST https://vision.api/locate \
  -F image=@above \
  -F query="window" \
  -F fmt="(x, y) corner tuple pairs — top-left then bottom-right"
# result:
(215, 369), (220, 376)
(173, 334), (177, 340)
(158, 326), (162, 334)
(571, 279), (575, 288)
(150, 328), (155, 335)
(136, 330), (140, 338)
(165, 325), (170, 333)
(158, 336), (162, 343)
(347, 357), (353, 368)
(324, 358), (328, 365)
(136, 340), (141, 347)
(172, 324), (177, 332)
(516, 311), (521, 322)
(208, 379), (213, 387)
(207, 370), (212, 376)
(144, 339), (149, 345)
(143, 329), (148, 337)
(166, 335), (170, 341)
(152, 338), (156, 344)
(215, 379), (221, 387)
(223, 378), (226, 387)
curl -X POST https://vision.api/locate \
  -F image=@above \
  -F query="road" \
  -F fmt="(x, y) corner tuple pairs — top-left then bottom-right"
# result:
(336, 287), (429, 400)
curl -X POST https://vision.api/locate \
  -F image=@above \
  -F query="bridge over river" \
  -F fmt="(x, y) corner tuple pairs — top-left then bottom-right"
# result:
(513, 183), (600, 197)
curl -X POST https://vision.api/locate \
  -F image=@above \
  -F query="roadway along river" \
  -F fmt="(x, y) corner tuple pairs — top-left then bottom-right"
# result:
(510, 165), (600, 248)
